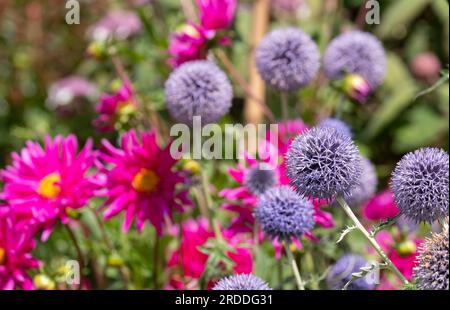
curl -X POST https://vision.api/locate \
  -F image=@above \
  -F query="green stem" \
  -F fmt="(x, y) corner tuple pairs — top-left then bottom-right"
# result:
(281, 92), (289, 121)
(65, 225), (84, 290)
(200, 169), (223, 241)
(153, 233), (159, 289)
(284, 242), (305, 290)
(336, 196), (409, 286)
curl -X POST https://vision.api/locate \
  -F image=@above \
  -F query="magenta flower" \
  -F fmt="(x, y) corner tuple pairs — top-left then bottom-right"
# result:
(47, 75), (98, 110)
(93, 79), (137, 132)
(0, 207), (40, 290)
(100, 130), (191, 234)
(265, 119), (309, 156)
(197, 0), (237, 31)
(375, 231), (423, 283)
(168, 23), (209, 68)
(1, 136), (99, 241)
(167, 218), (253, 289)
(362, 190), (400, 222)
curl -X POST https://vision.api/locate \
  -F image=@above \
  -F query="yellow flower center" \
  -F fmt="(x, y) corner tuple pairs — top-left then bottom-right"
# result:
(132, 169), (159, 193)
(0, 247), (5, 265)
(178, 24), (201, 38)
(118, 100), (136, 115)
(398, 240), (417, 256)
(38, 173), (61, 199)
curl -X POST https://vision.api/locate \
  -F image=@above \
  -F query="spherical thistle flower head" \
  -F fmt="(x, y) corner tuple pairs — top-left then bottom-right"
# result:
(286, 126), (362, 201)
(413, 222), (449, 290)
(323, 31), (386, 89)
(391, 148), (449, 223)
(255, 27), (320, 91)
(255, 186), (315, 241)
(243, 163), (278, 196)
(318, 117), (353, 138)
(165, 60), (233, 125)
(213, 274), (272, 290)
(345, 157), (378, 206)
(326, 254), (375, 290)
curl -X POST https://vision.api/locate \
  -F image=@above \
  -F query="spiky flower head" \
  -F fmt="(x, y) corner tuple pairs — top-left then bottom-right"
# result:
(286, 127), (362, 201)
(165, 60), (233, 125)
(255, 186), (315, 241)
(318, 117), (353, 138)
(323, 31), (386, 89)
(255, 27), (320, 91)
(391, 148), (449, 223)
(414, 222), (449, 290)
(326, 254), (375, 290)
(345, 157), (377, 206)
(243, 164), (278, 196)
(213, 274), (272, 290)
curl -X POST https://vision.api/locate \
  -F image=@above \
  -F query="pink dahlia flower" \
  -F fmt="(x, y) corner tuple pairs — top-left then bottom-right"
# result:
(100, 130), (191, 234)
(196, 0), (237, 31)
(167, 218), (252, 289)
(168, 23), (209, 68)
(0, 208), (40, 290)
(1, 136), (100, 241)
(93, 79), (137, 132)
(362, 190), (400, 222)
(265, 119), (309, 156)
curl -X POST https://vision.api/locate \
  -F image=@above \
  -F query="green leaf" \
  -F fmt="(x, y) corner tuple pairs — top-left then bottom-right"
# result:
(376, 0), (432, 39)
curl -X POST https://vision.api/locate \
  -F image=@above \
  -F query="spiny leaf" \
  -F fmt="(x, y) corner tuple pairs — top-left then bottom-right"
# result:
(370, 214), (401, 237)
(413, 70), (449, 101)
(342, 262), (388, 290)
(336, 225), (357, 244)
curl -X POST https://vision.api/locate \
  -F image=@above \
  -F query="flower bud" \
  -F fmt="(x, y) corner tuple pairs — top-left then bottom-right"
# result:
(343, 74), (371, 104)
(34, 274), (56, 290)
(183, 160), (201, 175)
(397, 240), (417, 256)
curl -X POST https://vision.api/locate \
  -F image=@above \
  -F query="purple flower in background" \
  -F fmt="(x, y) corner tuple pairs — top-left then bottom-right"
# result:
(255, 27), (320, 91)
(47, 76), (97, 110)
(87, 11), (142, 41)
(165, 60), (232, 125)
(413, 223), (449, 290)
(323, 31), (386, 90)
(243, 164), (278, 196)
(326, 254), (375, 290)
(345, 157), (378, 206)
(213, 274), (272, 290)
(391, 148), (449, 223)
(255, 186), (316, 241)
(286, 127), (362, 201)
(318, 117), (352, 138)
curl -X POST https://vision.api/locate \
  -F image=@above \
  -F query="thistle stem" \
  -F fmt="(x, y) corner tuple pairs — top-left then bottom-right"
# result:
(284, 242), (305, 290)
(336, 196), (409, 285)
(65, 225), (84, 290)
(281, 92), (289, 121)
(200, 169), (223, 241)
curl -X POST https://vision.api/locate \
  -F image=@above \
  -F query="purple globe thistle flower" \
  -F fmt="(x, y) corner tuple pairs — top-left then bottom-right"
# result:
(414, 223), (449, 290)
(390, 148), (449, 223)
(255, 27), (320, 91)
(213, 274), (272, 290)
(255, 186), (315, 241)
(345, 157), (378, 206)
(323, 31), (386, 90)
(165, 60), (233, 125)
(318, 117), (353, 138)
(243, 164), (278, 196)
(326, 254), (375, 290)
(286, 127), (362, 201)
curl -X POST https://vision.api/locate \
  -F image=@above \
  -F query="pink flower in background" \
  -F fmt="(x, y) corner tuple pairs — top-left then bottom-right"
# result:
(197, 0), (237, 31)
(87, 10), (142, 41)
(375, 231), (422, 284)
(47, 75), (98, 110)
(168, 24), (209, 68)
(93, 79), (137, 132)
(0, 136), (99, 241)
(100, 130), (191, 234)
(0, 208), (40, 290)
(362, 190), (400, 222)
(265, 119), (309, 156)
(167, 218), (253, 289)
